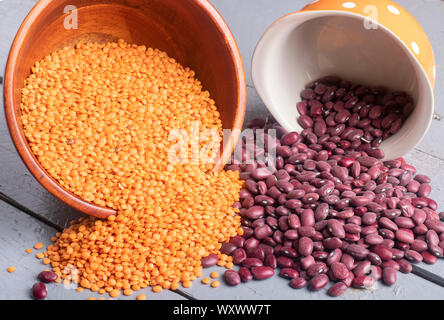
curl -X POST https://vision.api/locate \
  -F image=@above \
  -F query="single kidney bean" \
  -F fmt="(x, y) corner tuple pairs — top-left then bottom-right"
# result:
(330, 262), (349, 280)
(352, 276), (375, 289)
(372, 246), (393, 261)
(233, 248), (247, 265)
(382, 267), (397, 286)
(238, 267), (253, 282)
(300, 255), (316, 270)
(367, 252), (382, 266)
(345, 244), (369, 260)
(247, 247), (265, 261)
(32, 283), (47, 300)
(398, 259), (412, 274)
(411, 239), (428, 252)
(224, 270), (241, 286)
(299, 237), (314, 256)
(201, 253), (219, 268)
(38, 271), (58, 283)
(279, 268), (299, 279)
(422, 251), (438, 264)
(327, 282), (348, 297)
(404, 250), (423, 263)
(244, 237), (260, 250)
(242, 258), (263, 268)
(395, 229), (414, 244)
(289, 277), (307, 289)
(264, 254), (277, 269)
(251, 266), (274, 280)
(309, 274), (329, 291)
(307, 262), (328, 277)
(220, 242), (237, 255)
(277, 256), (294, 268)
(353, 260), (371, 277)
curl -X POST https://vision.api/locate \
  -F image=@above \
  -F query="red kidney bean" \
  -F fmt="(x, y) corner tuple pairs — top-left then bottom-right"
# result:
(307, 262), (328, 277)
(328, 220), (346, 238)
(330, 262), (350, 280)
(289, 277), (307, 289)
(32, 283), (47, 300)
(367, 252), (382, 266)
(38, 271), (58, 283)
(244, 206), (265, 220)
(279, 268), (299, 279)
(298, 237), (314, 256)
(340, 254), (355, 270)
(221, 242), (238, 255)
(224, 270), (241, 286)
(238, 267), (253, 282)
(346, 244), (369, 260)
(352, 275), (375, 289)
(247, 247), (265, 261)
(411, 239), (428, 252)
(391, 248), (405, 260)
(414, 174), (431, 184)
(254, 224), (273, 240)
(277, 256), (293, 268)
(425, 219), (444, 233)
(353, 260), (371, 277)
(365, 234), (384, 245)
(327, 282), (348, 297)
(242, 258), (263, 268)
(382, 267), (397, 286)
(429, 244), (444, 258)
(309, 274), (329, 291)
(263, 254), (277, 269)
(244, 237), (260, 250)
(372, 246), (393, 261)
(233, 248), (247, 265)
(422, 251), (438, 264)
(398, 259), (412, 274)
(323, 237), (343, 250)
(201, 253), (219, 268)
(426, 230), (439, 246)
(404, 250), (423, 263)
(395, 229), (414, 244)
(251, 266), (274, 280)
(379, 217), (398, 232)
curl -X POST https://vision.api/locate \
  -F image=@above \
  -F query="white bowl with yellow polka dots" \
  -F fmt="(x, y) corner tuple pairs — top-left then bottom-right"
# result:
(252, 0), (435, 161)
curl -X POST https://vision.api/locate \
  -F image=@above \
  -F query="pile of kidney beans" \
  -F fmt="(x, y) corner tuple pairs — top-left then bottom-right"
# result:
(214, 76), (444, 297)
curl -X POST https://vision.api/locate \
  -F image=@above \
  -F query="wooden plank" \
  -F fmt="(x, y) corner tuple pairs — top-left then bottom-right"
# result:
(0, 200), (186, 300)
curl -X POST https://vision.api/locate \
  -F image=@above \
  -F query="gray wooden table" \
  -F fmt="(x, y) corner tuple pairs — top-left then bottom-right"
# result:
(1, 0), (443, 300)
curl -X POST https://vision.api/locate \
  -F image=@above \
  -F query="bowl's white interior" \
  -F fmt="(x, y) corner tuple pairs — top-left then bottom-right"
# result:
(252, 11), (433, 160)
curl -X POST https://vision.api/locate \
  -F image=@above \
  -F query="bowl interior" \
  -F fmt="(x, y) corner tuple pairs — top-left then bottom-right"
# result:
(6, 0), (245, 217)
(252, 11), (433, 160)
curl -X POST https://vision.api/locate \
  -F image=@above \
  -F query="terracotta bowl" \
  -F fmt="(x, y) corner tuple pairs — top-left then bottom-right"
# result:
(4, 0), (246, 218)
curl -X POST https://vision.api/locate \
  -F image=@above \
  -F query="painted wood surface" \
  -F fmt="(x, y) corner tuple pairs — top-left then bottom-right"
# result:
(0, 201), (186, 300)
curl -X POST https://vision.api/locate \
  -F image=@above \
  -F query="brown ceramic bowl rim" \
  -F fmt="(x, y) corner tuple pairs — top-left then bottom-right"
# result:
(3, 0), (246, 218)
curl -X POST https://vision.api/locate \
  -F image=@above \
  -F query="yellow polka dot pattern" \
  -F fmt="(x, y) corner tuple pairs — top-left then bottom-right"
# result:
(303, 0), (436, 87)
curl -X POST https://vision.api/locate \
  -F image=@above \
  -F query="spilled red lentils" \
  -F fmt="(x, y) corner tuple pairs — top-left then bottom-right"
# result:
(20, 40), (243, 296)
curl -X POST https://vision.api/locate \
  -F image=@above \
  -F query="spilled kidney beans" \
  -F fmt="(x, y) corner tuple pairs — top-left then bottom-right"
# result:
(220, 76), (443, 297)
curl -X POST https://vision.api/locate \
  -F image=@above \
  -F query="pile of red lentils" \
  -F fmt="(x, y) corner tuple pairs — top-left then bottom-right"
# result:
(20, 40), (243, 298)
